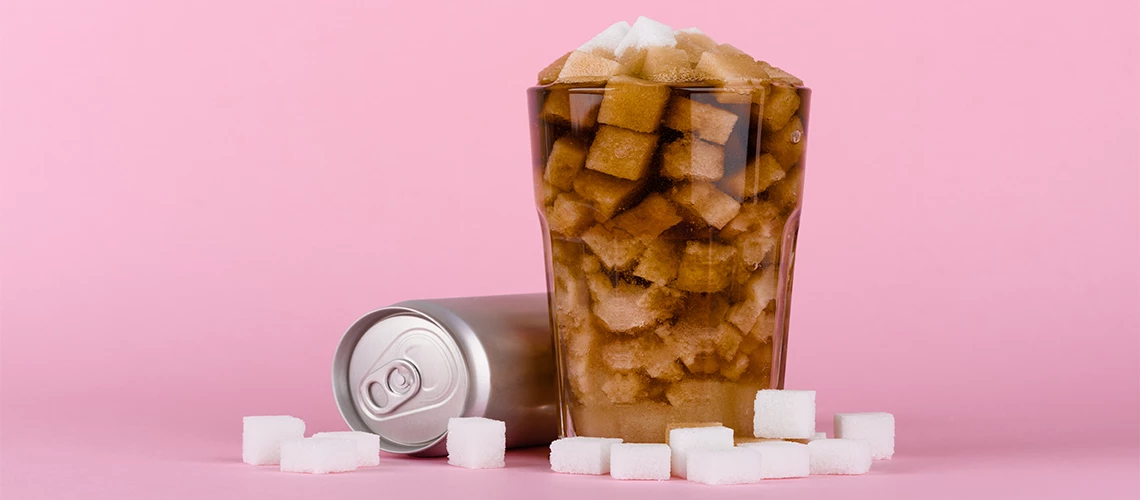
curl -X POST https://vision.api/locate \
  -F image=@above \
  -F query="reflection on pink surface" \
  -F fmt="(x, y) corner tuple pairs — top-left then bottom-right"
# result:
(1, 0), (1136, 498)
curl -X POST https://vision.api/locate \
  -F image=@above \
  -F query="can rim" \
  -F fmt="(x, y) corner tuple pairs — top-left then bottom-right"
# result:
(332, 304), (491, 456)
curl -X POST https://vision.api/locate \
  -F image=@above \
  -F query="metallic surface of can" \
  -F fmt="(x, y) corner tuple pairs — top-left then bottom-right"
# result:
(333, 293), (559, 457)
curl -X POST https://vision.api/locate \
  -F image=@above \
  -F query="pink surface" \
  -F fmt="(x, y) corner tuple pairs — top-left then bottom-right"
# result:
(1, 1), (1137, 498)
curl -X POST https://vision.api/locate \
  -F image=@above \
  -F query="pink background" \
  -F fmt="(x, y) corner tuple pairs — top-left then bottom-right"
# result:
(2, 0), (1137, 498)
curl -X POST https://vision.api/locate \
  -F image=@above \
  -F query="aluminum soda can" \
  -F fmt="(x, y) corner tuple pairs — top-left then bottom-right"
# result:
(332, 293), (559, 457)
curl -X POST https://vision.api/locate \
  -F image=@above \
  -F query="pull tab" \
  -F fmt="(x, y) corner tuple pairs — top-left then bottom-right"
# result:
(358, 359), (421, 416)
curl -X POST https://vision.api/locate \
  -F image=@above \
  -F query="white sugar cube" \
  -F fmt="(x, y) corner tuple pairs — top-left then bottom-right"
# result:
(311, 431), (380, 467)
(738, 441), (810, 479)
(686, 448), (764, 485)
(279, 438), (358, 474)
(668, 426), (734, 478)
(811, 431), (827, 441)
(578, 21), (631, 57)
(614, 16), (677, 57)
(808, 439), (872, 475)
(753, 390), (816, 439)
(550, 437), (623, 475)
(242, 415), (305, 465)
(446, 417), (506, 469)
(610, 443), (671, 480)
(677, 27), (704, 35)
(834, 412), (895, 460)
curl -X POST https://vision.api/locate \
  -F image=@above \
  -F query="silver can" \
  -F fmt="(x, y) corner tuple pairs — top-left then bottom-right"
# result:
(332, 293), (559, 457)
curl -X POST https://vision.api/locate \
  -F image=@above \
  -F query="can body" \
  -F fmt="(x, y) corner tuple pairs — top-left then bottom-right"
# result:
(528, 82), (810, 442)
(333, 293), (559, 457)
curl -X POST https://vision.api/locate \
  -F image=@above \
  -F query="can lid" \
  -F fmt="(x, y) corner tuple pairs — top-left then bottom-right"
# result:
(333, 308), (469, 455)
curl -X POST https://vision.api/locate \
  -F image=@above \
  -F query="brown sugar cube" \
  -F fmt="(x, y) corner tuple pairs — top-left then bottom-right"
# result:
(543, 135), (588, 190)
(750, 308), (777, 343)
(674, 240), (737, 293)
(571, 170), (646, 222)
(726, 269), (779, 333)
(541, 90), (603, 131)
(670, 181), (741, 230)
(762, 84), (801, 132)
(587, 278), (683, 333)
(655, 294), (738, 373)
(674, 29), (718, 66)
(720, 352), (751, 381)
(717, 153), (785, 200)
(761, 115), (806, 169)
(663, 96), (739, 145)
(596, 76), (672, 133)
(695, 50), (769, 84)
(601, 372), (649, 404)
(601, 336), (685, 382)
(640, 46), (707, 83)
(557, 50), (627, 84)
(585, 125), (658, 181)
(541, 88), (572, 125)
(547, 194), (595, 237)
(736, 230), (779, 268)
(661, 136), (725, 182)
(541, 181), (560, 207)
(538, 52), (572, 85)
(766, 164), (803, 212)
(757, 61), (804, 86)
(610, 193), (683, 239)
(580, 223), (645, 270)
(719, 201), (781, 239)
(633, 239), (682, 284)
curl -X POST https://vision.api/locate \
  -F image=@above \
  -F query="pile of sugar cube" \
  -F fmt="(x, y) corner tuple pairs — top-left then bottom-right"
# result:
(548, 390), (895, 484)
(242, 416), (380, 474)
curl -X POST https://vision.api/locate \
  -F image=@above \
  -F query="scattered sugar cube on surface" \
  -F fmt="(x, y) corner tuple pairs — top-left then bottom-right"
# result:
(812, 431), (827, 440)
(738, 441), (810, 479)
(835, 412), (895, 460)
(242, 415), (305, 466)
(610, 443), (671, 480)
(447, 417), (506, 469)
(279, 437), (358, 474)
(578, 21), (631, 58)
(550, 437), (624, 475)
(664, 422), (722, 444)
(686, 448), (763, 485)
(614, 16), (677, 58)
(668, 426), (734, 478)
(753, 390), (816, 439)
(311, 431), (380, 467)
(808, 439), (872, 475)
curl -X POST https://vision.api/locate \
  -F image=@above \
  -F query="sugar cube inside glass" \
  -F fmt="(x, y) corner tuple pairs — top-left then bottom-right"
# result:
(279, 437), (358, 474)
(753, 389), (816, 439)
(808, 438), (872, 475)
(312, 431), (381, 467)
(738, 441), (810, 479)
(242, 415), (305, 465)
(668, 426), (734, 478)
(446, 417), (506, 469)
(550, 437), (623, 475)
(834, 412), (895, 460)
(686, 448), (764, 485)
(610, 443), (671, 480)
